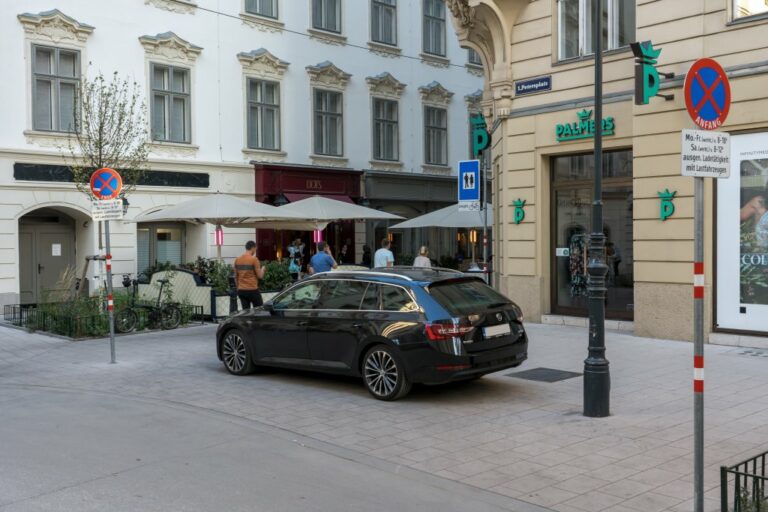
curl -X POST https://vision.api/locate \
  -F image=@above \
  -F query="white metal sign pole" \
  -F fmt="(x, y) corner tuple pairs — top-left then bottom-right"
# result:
(104, 219), (116, 364)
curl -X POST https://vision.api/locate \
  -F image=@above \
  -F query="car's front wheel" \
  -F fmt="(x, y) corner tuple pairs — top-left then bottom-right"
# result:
(221, 329), (254, 375)
(362, 345), (411, 401)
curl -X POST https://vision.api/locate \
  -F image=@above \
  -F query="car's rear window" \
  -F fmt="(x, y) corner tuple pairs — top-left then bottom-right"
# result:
(428, 278), (511, 316)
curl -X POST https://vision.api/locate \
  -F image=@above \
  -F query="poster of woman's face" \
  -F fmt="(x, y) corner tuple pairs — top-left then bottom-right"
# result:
(739, 157), (768, 304)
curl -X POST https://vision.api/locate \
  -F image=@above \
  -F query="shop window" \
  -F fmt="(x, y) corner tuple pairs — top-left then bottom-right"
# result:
(372, 98), (399, 161)
(372, 0), (397, 45)
(424, 106), (447, 165)
(137, 224), (185, 276)
(32, 45), (80, 132)
(423, 0), (446, 56)
(151, 63), (191, 143)
(551, 150), (633, 319)
(313, 89), (343, 156)
(245, 0), (277, 18)
(733, 0), (768, 19)
(312, 0), (341, 33)
(557, 0), (635, 61)
(247, 78), (280, 150)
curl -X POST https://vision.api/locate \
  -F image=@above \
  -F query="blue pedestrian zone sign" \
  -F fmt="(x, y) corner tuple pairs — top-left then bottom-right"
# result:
(458, 160), (480, 212)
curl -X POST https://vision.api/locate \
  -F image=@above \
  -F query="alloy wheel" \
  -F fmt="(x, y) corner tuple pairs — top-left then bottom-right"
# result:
(222, 332), (247, 373)
(364, 350), (399, 397)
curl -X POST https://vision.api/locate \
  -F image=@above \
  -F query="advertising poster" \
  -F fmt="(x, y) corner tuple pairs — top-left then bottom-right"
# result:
(738, 148), (768, 304)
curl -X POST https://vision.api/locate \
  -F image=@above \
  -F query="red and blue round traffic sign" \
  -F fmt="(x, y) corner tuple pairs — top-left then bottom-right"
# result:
(89, 167), (123, 200)
(684, 58), (731, 130)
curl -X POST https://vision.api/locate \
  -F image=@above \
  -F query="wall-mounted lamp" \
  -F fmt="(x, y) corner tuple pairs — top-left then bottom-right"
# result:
(121, 196), (130, 215)
(214, 225), (224, 246)
(469, 230), (478, 244)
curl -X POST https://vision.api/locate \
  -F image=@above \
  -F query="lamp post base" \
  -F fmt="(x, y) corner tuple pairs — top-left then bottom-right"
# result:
(583, 358), (611, 417)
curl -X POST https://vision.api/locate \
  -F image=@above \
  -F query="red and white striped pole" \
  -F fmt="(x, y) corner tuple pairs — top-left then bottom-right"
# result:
(693, 178), (704, 512)
(693, 261), (704, 395)
(104, 222), (116, 364)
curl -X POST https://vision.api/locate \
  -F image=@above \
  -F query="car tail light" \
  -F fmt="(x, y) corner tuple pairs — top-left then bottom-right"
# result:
(436, 364), (471, 372)
(425, 321), (474, 341)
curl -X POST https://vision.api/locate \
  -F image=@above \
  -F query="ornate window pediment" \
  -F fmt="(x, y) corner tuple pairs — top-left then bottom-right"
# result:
(465, 89), (483, 112)
(144, 0), (197, 14)
(419, 81), (454, 106)
(17, 9), (94, 44)
(237, 49), (289, 79)
(306, 61), (351, 91)
(366, 72), (406, 99)
(139, 32), (203, 63)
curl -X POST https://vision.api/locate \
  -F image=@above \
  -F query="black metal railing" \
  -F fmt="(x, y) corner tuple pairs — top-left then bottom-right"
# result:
(722, 450), (768, 512)
(4, 302), (204, 339)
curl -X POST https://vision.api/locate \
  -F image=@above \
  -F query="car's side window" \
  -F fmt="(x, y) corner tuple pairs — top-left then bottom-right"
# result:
(381, 285), (419, 312)
(360, 283), (380, 310)
(273, 282), (322, 310)
(317, 280), (368, 310)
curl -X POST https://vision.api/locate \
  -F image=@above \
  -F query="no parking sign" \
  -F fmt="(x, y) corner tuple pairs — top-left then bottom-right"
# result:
(684, 58), (731, 130)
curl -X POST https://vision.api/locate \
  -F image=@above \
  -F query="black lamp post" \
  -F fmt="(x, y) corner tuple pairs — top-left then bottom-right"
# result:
(584, 0), (611, 417)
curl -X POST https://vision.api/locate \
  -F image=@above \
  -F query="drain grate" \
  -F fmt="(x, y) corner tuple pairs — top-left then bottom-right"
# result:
(737, 349), (768, 358)
(506, 367), (582, 383)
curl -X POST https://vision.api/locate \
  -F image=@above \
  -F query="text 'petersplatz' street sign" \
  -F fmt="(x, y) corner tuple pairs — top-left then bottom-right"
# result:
(458, 160), (480, 212)
(684, 58), (731, 130)
(91, 199), (124, 221)
(681, 129), (730, 178)
(90, 167), (123, 200)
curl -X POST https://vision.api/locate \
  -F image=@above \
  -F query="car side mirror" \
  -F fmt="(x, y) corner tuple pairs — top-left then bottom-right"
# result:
(263, 303), (274, 314)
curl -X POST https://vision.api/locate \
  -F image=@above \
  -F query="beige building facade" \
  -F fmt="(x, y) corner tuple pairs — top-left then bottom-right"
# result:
(448, 0), (768, 343)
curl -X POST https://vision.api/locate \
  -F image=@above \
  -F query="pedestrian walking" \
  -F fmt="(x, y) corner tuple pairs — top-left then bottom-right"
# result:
(413, 246), (431, 268)
(374, 238), (394, 268)
(234, 240), (265, 309)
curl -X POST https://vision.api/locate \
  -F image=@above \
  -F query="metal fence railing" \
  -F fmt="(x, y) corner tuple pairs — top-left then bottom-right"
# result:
(722, 450), (767, 512)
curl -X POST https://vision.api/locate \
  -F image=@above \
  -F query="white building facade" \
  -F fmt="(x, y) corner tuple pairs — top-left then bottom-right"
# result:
(0, 0), (482, 306)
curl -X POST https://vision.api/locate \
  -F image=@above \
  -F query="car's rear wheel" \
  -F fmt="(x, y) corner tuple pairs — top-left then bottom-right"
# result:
(221, 329), (254, 375)
(363, 345), (411, 401)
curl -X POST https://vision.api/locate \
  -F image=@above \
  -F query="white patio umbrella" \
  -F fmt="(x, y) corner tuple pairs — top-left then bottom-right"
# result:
(133, 193), (311, 259)
(276, 196), (404, 222)
(388, 203), (493, 229)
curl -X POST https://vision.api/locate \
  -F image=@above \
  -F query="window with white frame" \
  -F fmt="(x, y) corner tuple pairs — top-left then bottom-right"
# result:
(372, 98), (398, 161)
(247, 79), (280, 150)
(424, 106), (447, 165)
(423, 0), (446, 56)
(314, 89), (343, 156)
(245, 0), (278, 18)
(557, 0), (635, 61)
(372, 0), (397, 45)
(467, 48), (482, 66)
(734, 0), (768, 19)
(32, 45), (80, 132)
(151, 63), (191, 143)
(312, 0), (341, 33)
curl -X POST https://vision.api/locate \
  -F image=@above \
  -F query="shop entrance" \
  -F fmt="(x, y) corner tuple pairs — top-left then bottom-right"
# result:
(551, 150), (634, 320)
(18, 208), (76, 303)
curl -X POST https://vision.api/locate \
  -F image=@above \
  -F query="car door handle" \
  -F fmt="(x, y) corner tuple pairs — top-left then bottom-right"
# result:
(352, 323), (363, 328)
(296, 321), (309, 326)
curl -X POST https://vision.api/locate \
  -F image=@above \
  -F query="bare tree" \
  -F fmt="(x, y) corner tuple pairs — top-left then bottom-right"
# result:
(62, 71), (149, 198)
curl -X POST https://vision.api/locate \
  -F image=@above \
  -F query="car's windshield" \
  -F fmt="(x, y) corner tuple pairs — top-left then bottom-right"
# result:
(428, 278), (512, 316)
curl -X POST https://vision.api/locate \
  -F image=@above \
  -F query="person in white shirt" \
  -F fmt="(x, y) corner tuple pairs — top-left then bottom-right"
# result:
(374, 238), (395, 268)
(413, 246), (431, 268)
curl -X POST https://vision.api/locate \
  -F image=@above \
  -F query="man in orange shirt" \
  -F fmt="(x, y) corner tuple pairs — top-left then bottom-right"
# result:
(234, 241), (265, 309)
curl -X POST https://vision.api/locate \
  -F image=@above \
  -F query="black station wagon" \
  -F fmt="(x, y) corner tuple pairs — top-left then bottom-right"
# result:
(216, 267), (528, 400)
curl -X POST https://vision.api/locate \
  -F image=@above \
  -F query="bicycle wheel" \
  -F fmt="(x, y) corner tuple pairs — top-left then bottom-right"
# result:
(160, 305), (181, 330)
(114, 309), (138, 333)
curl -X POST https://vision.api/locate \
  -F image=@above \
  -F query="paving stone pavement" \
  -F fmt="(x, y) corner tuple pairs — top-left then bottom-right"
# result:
(1, 321), (766, 512)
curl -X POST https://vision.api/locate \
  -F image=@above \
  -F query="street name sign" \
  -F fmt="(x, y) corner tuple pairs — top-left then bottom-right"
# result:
(458, 160), (480, 212)
(91, 198), (124, 221)
(681, 129), (730, 178)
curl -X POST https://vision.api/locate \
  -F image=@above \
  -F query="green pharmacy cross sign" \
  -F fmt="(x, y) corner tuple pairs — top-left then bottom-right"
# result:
(513, 199), (526, 224)
(555, 109), (615, 142)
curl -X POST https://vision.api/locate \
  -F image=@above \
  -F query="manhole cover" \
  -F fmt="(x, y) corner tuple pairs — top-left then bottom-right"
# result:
(506, 367), (582, 383)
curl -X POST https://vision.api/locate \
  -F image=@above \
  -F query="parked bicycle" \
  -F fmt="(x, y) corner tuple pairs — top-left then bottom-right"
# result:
(114, 274), (181, 333)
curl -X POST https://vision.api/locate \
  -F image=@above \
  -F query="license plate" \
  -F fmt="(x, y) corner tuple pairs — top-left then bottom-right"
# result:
(483, 323), (510, 339)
